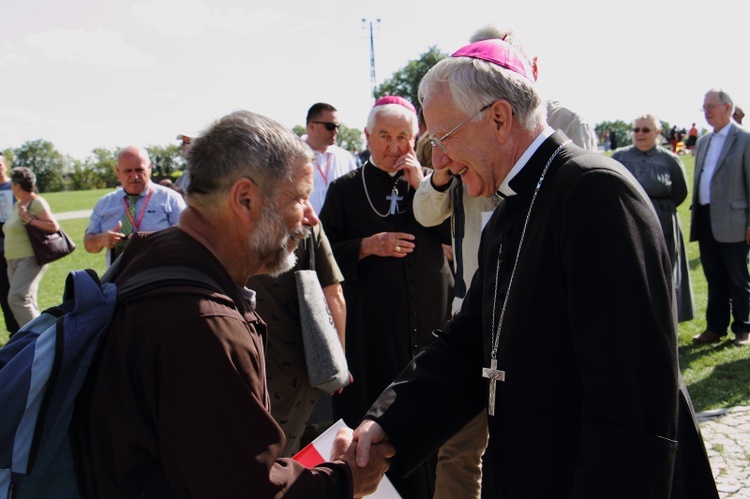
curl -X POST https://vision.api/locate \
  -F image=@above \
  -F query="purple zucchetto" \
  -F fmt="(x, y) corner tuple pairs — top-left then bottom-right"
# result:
(373, 95), (417, 114)
(451, 39), (536, 82)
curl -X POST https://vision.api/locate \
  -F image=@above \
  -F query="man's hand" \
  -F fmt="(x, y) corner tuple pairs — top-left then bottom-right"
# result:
(331, 425), (395, 498)
(100, 221), (126, 249)
(394, 140), (424, 189)
(360, 232), (415, 259)
(353, 420), (390, 467)
(430, 168), (454, 190)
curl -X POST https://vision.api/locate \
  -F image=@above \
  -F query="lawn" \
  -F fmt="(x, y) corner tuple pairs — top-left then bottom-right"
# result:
(1, 166), (749, 413)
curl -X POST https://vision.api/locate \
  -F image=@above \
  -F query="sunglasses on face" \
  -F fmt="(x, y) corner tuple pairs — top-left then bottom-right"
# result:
(312, 121), (340, 131)
(633, 127), (651, 134)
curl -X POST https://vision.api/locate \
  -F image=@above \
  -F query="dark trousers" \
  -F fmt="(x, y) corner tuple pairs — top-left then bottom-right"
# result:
(696, 204), (750, 335)
(0, 251), (20, 335)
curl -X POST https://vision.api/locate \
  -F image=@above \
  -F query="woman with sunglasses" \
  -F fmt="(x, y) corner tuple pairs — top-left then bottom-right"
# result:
(612, 114), (694, 322)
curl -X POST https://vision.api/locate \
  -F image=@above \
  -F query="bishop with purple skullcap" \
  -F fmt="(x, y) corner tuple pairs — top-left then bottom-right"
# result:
(373, 95), (417, 114)
(451, 38), (536, 82)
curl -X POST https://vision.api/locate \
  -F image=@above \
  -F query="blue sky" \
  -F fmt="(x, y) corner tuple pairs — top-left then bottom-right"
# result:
(1, 0), (744, 159)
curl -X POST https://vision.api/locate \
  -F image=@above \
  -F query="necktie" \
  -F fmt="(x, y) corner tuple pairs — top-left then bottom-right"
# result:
(121, 194), (138, 234)
(453, 177), (466, 299)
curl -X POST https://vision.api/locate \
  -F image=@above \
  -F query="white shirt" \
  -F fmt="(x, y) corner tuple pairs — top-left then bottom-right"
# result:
(698, 123), (731, 205)
(309, 145), (358, 213)
(498, 127), (555, 197)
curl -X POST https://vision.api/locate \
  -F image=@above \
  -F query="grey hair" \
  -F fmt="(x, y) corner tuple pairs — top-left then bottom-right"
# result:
(706, 88), (734, 110)
(633, 113), (662, 131)
(10, 167), (36, 192)
(187, 110), (314, 198)
(365, 103), (419, 137)
(418, 47), (546, 131)
(469, 26), (533, 68)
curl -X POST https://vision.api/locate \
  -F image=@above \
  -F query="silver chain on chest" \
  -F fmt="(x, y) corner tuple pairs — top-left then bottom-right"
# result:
(489, 140), (570, 360)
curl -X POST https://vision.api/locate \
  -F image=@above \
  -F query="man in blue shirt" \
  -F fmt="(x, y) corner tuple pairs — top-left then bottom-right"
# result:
(84, 146), (186, 266)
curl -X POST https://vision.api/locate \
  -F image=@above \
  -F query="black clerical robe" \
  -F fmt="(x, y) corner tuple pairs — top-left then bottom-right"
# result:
(319, 162), (453, 499)
(365, 132), (718, 499)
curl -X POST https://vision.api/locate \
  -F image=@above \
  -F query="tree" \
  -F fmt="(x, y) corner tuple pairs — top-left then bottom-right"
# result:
(2, 149), (14, 164)
(146, 144), (183, 177)
(292, 123), (364, 155)
(87, 147), (119, 188)
(594, 120), (631, 150)
(374, 46), (447, 110)
(336, 124), (364, 153)
(13, 139), (65, 192)
(67, 157), (107, 190)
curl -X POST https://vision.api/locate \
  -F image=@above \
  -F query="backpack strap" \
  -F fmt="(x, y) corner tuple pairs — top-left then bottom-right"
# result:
(115, 264), (225, 304)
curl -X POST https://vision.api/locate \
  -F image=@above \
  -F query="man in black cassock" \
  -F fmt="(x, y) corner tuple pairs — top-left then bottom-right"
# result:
(319, 96), (453, 499)
(353, 39), (718, 498)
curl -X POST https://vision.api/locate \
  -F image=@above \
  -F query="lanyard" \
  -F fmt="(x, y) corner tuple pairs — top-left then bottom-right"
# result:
(316, 152), (332, 186)
(122, 187), (153, 232)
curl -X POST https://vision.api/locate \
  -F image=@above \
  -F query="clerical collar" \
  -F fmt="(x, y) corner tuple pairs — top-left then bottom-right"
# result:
(368, 160), (401, 178)
(497, 126), (555, 197)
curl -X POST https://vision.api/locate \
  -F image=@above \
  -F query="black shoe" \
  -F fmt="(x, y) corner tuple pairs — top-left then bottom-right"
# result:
(692, 330), (723, 344)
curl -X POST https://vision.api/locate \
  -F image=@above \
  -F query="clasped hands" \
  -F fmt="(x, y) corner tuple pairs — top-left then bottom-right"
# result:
(331, 421), (393, 498)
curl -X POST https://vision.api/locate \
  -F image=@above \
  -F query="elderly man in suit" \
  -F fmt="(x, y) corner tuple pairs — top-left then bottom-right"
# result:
(691, 88), (750, 347)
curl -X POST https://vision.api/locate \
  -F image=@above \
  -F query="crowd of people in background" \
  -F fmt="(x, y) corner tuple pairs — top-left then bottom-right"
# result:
(5, 22), (750, 498)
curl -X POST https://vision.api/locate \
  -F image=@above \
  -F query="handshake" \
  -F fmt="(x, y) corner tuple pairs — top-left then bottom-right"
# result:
(309, 420), (396, 498)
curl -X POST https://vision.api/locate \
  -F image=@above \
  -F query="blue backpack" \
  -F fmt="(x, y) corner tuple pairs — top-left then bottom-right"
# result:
(0, 265), (221, 499)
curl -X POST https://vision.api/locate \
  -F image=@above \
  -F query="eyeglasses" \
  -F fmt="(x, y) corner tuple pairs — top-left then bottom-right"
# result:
(430, 101), (495, 154)
(312, 121), (340, 131)
(633, 127), (651, 134)
(700, 103), (726, 112)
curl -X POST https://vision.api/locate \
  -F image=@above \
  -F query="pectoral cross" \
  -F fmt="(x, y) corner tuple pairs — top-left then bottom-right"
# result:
(482, 358), (505, 416)
(385, 188), (403, 215)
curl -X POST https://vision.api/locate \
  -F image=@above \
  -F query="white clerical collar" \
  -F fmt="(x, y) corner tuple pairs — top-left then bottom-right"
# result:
(369, 160), (399, 177)
(498, 127), (555, 197)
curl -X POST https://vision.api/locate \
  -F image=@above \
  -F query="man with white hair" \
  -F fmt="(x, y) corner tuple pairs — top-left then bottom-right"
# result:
(353, 39), (718, 498)
(319, 96), (453, 499)
(84, 145), (186, 266)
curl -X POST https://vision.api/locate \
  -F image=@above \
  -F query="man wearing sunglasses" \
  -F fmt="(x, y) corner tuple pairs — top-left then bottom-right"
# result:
(304, 102), (358, 213)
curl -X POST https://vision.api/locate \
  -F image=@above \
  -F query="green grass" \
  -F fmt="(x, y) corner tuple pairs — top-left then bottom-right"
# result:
(2, 164), (749, 413)
(674, 155), (750, 412)
(0, 216), (108, 345)
(42, 188), (112, 213)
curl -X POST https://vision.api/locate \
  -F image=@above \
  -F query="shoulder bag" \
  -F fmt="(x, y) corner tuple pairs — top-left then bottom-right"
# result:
(295, 229), (350, 393)
(25, 199), (76, 265)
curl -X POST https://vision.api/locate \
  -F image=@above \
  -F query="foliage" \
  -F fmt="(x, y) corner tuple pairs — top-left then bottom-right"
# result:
(67, 157), (107, 191)
(1, 149), (14, 164)
(147, 144), (184, 176)
(336, 124), (365, 153)
(374, 46), (447, 111)
(291, 123), (364, 155)
(12, 139), (65, 193)
(594, 120), (632, 149)
(86, 148), (119, 188)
